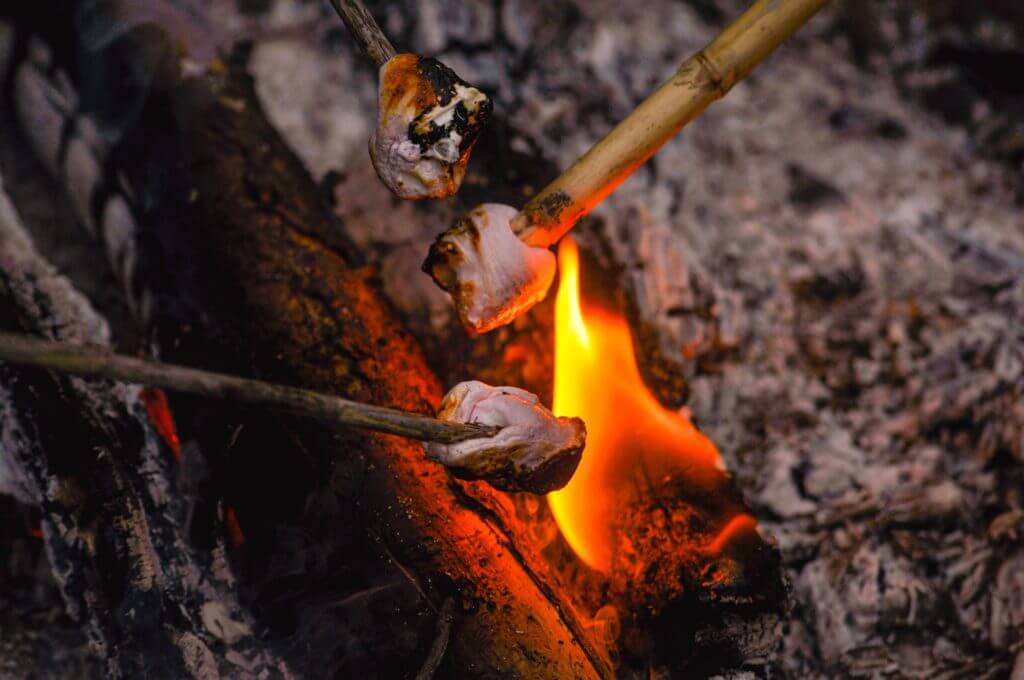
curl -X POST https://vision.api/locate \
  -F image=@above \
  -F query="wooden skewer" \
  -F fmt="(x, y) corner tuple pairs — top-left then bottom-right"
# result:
(0, 332), (497, 445)
(328, 0), (397, 67)
(511, 0), (829, 247)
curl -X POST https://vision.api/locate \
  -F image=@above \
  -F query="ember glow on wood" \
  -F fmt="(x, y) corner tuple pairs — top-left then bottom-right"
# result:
(549, 239), (749, 571)
(9, 0), (1020, 676)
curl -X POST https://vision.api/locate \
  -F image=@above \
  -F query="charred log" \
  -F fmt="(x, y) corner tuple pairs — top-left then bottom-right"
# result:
(605, 474), (787, 674)
(160, 66), (609, 680)
(0, 173), (289, 677)
(397, 212), (788, 671)
(8, 8), (611, 677)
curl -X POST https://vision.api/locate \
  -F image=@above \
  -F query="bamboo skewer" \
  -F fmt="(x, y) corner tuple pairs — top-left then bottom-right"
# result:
(511, 0), (829, 247)
(0, 332), (497, 445)
(424, 0), (829, 334)
(328, 0), (396, 67)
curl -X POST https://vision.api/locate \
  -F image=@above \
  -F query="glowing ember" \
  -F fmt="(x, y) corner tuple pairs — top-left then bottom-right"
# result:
(141, 387), (182, 461)
(549, 238), (751, 572)
(704, 512), (758, 556)
(224, 506), (246, 548)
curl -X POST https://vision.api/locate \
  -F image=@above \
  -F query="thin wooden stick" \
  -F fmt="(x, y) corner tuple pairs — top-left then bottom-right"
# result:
(328, 0), (397, 67)
(511, 0), (828, 247)
(0, 332), (496, 445)
(415, 598), (455, 680)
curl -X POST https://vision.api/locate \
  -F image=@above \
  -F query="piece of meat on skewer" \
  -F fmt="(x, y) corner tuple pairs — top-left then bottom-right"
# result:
(329, 0), (492, 199)
(425, 0), (828, 334)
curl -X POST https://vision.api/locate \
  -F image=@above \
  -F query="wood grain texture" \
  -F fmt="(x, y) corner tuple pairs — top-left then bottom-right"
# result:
(137, 56), (610, 679)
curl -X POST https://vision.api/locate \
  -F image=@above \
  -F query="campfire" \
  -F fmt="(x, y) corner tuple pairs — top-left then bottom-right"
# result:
(551, 237), (736, 570)
(539, 238), (785, 671)
(2, 0), (1023, 678)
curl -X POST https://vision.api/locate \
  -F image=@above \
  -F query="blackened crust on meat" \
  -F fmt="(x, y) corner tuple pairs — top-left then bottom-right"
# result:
(407, 57), (492, 156)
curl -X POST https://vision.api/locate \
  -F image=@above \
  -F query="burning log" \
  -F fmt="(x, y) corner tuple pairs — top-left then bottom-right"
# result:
(543, 239), (787, 670)
(9, 3), (784, 674)
(9, 10), (609, 676)
(160, 72), (606, 678)
(0, 173), (290, 677)
(425, 0), (828, 333)
(328, 0), (493, 199)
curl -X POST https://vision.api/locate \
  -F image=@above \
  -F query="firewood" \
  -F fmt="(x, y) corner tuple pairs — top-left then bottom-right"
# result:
(0, 173), (290, 677)
(9, 11), (610, 676)
(168, 72), (608, 678)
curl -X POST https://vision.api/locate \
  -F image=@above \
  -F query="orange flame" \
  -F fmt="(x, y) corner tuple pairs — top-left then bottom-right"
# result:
(549, 238), (745, 572)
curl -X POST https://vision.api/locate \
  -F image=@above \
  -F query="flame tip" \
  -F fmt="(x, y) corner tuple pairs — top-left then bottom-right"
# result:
(549, 236), (734, 573)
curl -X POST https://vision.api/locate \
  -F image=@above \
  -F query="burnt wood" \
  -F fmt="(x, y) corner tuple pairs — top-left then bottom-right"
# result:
(0, 177), (288, 678)
(46, 19), (611, 678)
